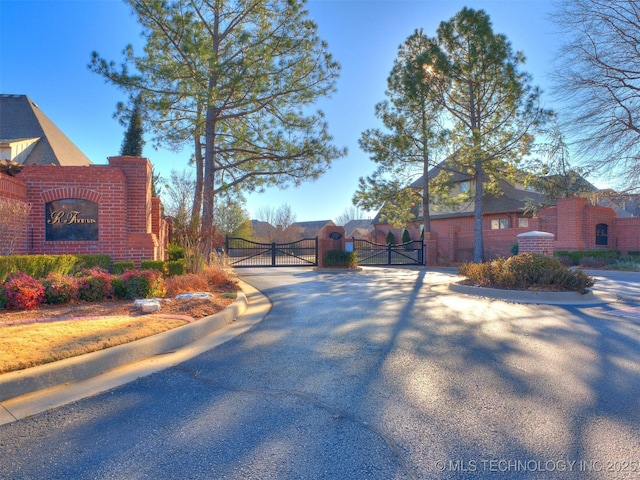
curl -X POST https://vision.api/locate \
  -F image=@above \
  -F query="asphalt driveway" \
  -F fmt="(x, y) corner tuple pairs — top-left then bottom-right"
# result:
(0, 267), (639, 479)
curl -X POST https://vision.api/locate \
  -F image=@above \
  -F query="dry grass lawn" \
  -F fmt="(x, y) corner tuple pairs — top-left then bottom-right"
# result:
(0, 315), (189, 374)
(0, 265), (239, 375)
(0, 294), (235, 374)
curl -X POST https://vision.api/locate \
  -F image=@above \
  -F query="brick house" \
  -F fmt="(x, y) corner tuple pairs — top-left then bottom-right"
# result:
(373, 163), (640, 263)
(0, 94), (168, 265)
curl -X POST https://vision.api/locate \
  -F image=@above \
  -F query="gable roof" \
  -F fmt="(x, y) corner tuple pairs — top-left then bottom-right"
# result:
(343, 219), (374, 237)
(0, 94), (92, 166)
(290, 220), (335, 237)
(374, 163), (548, 224)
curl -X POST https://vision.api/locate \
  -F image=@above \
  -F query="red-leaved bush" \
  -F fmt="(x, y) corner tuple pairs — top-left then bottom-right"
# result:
(0, 272), (45, 310)
(76, 268), (113, 302)
(121, 269), (165, 299)
(41, 273), (78, 304)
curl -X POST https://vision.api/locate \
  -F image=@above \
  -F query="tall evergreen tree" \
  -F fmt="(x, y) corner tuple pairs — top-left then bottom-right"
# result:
(90, 0), (345, 260)
(355, 30), (447, 237)
(420, 8), (551, 261)
(119, 94), (145, 157)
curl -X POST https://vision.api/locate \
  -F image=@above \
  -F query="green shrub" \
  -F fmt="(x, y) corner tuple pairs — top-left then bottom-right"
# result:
(385, 231), (395, 245)
(606, 259), (640, 271)
(323, 250), (359, 268)
(166, 243), (185, 261)
(41, 273), (78, 304)
(402, 229), (411, 244)
(554, 250), (620, 266)
(112, 261), (136, 274)
(578, 257), (612, 269)
(74, 254), (111, 271)
(627, 251), (640, 260)
(140, 260), (166, 274)
(121, 269), (165, 299)
(111, 276), (127, 299)
(76, 268), (113, 302)
(458, 253), (595, 293)
(166, 260), (186, 276)
(0, 273), (45, 310)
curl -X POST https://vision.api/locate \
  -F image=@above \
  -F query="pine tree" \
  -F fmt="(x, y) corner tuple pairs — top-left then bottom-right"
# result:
(420, 8), (551, 261)
(119, 94), (145, 157)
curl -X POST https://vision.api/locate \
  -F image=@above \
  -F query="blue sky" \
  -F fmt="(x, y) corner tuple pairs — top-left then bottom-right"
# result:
(1, 0), (564, 223)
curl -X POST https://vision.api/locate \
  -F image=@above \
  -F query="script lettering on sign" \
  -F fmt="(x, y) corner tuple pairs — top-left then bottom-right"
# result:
(48, 210), (97, 225)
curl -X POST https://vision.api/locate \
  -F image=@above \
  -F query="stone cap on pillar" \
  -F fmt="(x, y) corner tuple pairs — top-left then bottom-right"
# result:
(517, 231), (555, 238)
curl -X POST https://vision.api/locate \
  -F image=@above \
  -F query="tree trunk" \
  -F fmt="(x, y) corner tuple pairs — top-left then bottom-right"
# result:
(190, 134), (203, 233)
(473, 156), (484, 263)
(201, 105), (216, 262)
(422, 151), (430, 234)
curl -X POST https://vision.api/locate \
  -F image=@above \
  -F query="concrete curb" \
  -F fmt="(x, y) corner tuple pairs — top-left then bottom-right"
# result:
(0, 291), (248, 403)
(448, 282), (608, 305)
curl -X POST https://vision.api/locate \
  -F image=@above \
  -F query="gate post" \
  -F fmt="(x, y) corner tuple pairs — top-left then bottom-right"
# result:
(517, 231), (555, 256)
(423, 231), (438, 266)
(271, 241), (276, 266)
(318, 225), (346, 268)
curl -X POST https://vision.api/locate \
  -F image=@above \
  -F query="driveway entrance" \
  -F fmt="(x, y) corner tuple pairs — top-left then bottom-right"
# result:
(225, 236), (318, 267)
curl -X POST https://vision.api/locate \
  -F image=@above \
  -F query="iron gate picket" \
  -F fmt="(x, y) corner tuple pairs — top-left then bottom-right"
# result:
(352, 238), (424, 266)
(225, 236), (318, 267)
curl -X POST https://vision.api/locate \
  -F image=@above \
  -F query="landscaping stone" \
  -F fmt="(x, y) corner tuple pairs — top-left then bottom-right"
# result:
(133, 299), (162, 313)
(175, 292), (215, 300)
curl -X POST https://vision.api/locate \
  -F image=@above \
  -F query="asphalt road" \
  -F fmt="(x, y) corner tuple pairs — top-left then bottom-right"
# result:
(0, 267), (639, 479)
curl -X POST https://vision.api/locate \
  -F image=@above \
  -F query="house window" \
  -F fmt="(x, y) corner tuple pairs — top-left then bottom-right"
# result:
(459, 181), (470, 193)
(595, 223), (608, 246)
(518, 218), (529, 228)
(491, 218), (509, 229)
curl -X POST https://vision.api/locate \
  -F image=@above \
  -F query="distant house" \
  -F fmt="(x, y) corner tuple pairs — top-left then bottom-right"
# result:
(250, 220), (275, 242)
(374, 160), (639, 263)
(249, 219), (334, 242)
(0, 94), (92, 166)
(343, 219), (375, 240)
(289, 220), (335, 239)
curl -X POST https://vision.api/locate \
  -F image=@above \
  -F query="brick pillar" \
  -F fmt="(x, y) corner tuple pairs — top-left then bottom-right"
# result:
(108, 156), (158, 263)
(555, 197), (588, 250)
(423, 231), (438, 266)
(517, 231), (555, 256)
(318, 225), (346, 268)
(108, 156), (152, 233)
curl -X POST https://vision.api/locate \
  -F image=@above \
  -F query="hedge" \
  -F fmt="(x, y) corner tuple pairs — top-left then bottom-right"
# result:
(323, 250), (359, 268)
(554, 250), (621, 266)
(140, 260), (166, 274)
(0, 254), (111, 283)
(112, 261), (136, 274)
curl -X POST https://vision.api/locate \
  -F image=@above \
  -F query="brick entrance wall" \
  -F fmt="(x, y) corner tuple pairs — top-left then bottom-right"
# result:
(0, 156), (167, 265)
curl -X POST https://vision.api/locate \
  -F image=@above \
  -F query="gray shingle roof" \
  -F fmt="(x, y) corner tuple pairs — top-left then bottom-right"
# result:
(0, 94), (92, 166)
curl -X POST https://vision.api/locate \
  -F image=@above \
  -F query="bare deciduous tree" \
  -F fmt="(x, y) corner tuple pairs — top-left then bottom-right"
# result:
(0, 199), (30, 256)
(553, 0), (640, 192)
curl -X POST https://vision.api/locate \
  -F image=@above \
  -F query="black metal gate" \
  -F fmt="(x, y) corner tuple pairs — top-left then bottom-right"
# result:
(226, 236), (318, 267)
(352, 238), (424, 266)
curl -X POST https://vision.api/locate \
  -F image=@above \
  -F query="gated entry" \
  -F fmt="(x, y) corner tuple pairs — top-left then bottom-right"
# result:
(226, 236), (318, 267)
(352, 238), (424, 266)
